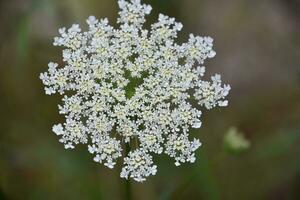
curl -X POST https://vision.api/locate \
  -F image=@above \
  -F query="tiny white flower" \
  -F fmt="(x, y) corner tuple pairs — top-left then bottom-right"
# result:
(52, 124), (64, 135)
(219, 100), (229, 107)
(192, 120), (202, 129)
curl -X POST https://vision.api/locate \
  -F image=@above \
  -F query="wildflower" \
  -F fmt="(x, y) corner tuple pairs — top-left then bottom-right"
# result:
(224, 127), (250, 154)
(40, 0), (230, 182)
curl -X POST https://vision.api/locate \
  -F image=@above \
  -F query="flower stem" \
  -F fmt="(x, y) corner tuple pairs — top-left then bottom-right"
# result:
(124, 143), (132, 200)
(125, 178), (132, 200)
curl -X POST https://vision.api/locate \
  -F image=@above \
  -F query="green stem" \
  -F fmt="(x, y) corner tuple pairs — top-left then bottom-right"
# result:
(124, 143), (132, 200)
(125, 178), (132, 200)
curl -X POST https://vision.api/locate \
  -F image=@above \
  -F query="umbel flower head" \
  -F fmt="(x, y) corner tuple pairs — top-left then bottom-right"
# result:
(40, 0), (230, 182)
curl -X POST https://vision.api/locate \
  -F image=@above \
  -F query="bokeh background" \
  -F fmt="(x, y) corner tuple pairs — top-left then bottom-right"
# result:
(1, 0), (300, 199)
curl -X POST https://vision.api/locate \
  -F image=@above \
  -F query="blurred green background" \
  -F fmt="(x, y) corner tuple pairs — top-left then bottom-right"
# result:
(1, 0), (300, 199)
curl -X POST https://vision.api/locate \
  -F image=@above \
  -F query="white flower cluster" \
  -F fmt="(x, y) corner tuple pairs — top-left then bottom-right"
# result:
(40, 0), (230, 182)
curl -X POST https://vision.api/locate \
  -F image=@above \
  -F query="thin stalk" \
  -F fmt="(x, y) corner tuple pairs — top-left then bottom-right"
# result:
(124, 143), (132, 200)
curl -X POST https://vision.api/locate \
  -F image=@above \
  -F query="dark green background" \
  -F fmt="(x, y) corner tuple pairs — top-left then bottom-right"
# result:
(1, 0), (300, 199)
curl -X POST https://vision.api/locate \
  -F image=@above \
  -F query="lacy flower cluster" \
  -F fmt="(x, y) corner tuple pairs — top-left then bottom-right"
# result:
(40, 0), (230, 182)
